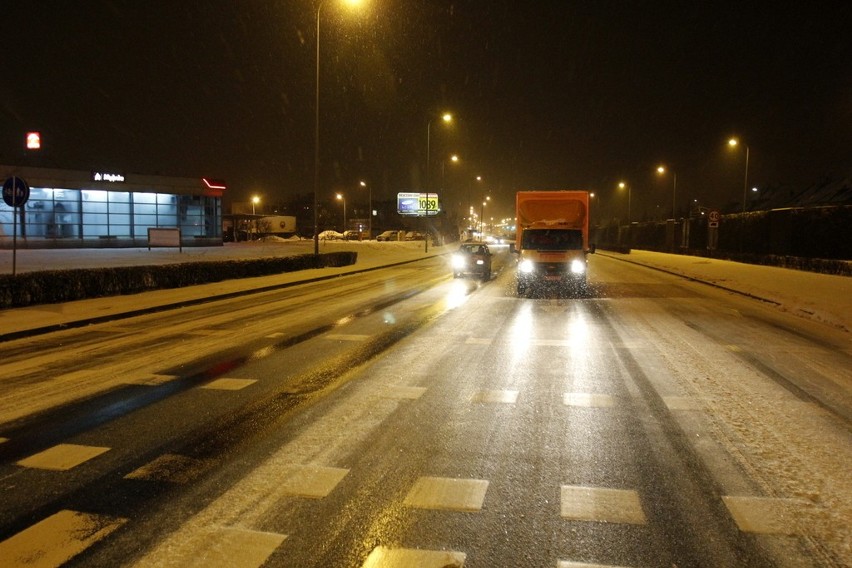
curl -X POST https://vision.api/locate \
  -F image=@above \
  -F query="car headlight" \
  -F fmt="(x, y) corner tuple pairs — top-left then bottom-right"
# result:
(570, 259), (586, 274)
(451, 254), (467, 269)
(519, 259), (535, 273)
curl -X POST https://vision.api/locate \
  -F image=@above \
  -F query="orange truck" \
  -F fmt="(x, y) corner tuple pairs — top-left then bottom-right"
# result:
(512, 190), (595, 295)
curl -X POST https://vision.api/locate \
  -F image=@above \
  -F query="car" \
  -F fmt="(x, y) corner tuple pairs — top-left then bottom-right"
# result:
(375, 230), (400, 241)
(343, 230), (364, 240)
(451, 242), (492, 280)
(404, 231), (424, 241)
(318, 230), (344, 240)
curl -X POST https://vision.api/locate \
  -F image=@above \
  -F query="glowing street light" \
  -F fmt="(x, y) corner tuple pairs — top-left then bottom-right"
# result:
(336, 193), (347, 232)
(618, 181), (631, 223)
(314, 0), (366, 255)
(359, 180), (371, 238)
(251, 195), (260, 215)
(728, 137), (750, 213)
(425, 112), (453, 190)
(656, 165), (677, 219)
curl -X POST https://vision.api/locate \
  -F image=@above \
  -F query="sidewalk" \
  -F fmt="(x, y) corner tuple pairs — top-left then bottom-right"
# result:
(1, 242), (850, 340)
(0, 240), (452, 340)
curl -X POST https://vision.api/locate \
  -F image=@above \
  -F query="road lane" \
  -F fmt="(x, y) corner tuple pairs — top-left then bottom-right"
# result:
(1, 251), (849, 567)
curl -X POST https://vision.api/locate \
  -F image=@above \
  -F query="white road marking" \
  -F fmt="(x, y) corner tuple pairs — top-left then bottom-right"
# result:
(662, 396), (700, 411)
(277, 464), (350, 498)
(17, 443), (110, 471)
(200, 378), (257, 390)
(361, 546), (466, 568)
(465, 337), (493, 345)
(560, 486), (647, 525)
(404, 476), (489, 512)
(722, 495), (807, 535)
(326, 333), (371, 342)
(0, 509), (127, 568)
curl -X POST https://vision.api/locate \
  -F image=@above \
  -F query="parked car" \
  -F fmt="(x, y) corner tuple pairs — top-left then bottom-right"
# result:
(343, 230), (364, 241)
(451, 242), (492, 280)
(404, 231), (424, 241)
(376, 230), (400, 241)
(318, 230), (344, 240)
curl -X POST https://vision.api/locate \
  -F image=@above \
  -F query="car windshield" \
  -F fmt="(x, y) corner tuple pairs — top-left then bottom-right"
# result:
(461, 244), (487, 255)
(522, 229), (583, 251)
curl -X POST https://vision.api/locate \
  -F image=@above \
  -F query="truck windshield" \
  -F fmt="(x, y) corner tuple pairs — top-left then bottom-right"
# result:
(522, 229), (583, 251)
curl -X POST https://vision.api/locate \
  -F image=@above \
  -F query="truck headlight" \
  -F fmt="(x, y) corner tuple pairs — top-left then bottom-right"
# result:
(519, 259), (535, 273)
(570, 259), (586, 274)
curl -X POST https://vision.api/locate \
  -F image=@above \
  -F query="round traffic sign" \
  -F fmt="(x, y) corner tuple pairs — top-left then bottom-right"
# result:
(3, 176), (30, 207)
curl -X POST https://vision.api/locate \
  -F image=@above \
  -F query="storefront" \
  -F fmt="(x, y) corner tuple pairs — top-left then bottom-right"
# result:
(0, 165), (225, 248)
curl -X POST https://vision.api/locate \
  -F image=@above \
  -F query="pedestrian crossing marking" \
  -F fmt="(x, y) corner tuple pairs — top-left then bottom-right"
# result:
(472, 389), (519, 404)
(563, 393), (614, 408)
(125, 453), (212, 484)
(17, 443), (111, 471)
(560, 486), (647, 525)
(404, 476), (489, 512)
(278, 464), (349, 498)
(362, 546), (466, 568)
(201, 378), (257, 390)
(722, 495), (805, 535)
(382, 386), (427, 400)
(0, 509), (127, 567)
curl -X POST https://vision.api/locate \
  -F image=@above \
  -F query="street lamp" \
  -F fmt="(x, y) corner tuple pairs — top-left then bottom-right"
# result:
(618, 181), (631, 223)
(336, 193), (346, 232)
(480, 195), (490, 235)
(314, 0), (365, 255)
(251, 195), (260, 215)
(425, 112), (453, 190)
(728, 137), (750, 213)
(360, 180), (371, 238)
(656, 165), (677, 219)
(441, 154), (459, 191)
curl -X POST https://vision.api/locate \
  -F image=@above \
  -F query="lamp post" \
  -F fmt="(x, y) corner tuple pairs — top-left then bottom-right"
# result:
(728, 138), (750, 213)
(314, 0), (364, 255)
(336, 193), (346, 232)
(656, 165), (677, 219)
(618, 181), (630, 223)
(251, 195), (260, 215)
(480, 195), (490, 236)
(425, 112), (452, 190)
(360, 180), (371, 238)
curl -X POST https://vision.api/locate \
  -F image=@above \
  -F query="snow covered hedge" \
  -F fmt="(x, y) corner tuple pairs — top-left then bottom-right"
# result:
(0, 251), (357, 309)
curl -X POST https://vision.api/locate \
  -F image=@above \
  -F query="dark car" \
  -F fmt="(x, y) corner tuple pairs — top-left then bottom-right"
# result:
(451, 242), (492, 280)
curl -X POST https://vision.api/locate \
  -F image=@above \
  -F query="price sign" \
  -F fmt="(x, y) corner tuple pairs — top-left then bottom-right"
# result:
(397, 192), (440, 216)
(419, 194), (439, 213)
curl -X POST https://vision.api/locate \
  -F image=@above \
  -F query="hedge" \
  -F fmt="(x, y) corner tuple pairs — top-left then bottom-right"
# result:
(0, 251), (357, 309)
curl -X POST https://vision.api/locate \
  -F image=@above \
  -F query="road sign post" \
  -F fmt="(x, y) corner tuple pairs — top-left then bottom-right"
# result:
(3, 176), (31, 275)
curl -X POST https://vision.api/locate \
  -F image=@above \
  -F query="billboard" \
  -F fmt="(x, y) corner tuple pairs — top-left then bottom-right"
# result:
(397, 192), (440, 216)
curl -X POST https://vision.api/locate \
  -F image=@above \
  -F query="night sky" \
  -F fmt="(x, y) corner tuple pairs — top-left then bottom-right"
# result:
(2, 1), (851, 222)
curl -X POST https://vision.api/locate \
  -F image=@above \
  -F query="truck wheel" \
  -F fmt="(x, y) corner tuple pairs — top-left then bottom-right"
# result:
(482, 270), (491, 281)
(517, 282), (526, 296)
